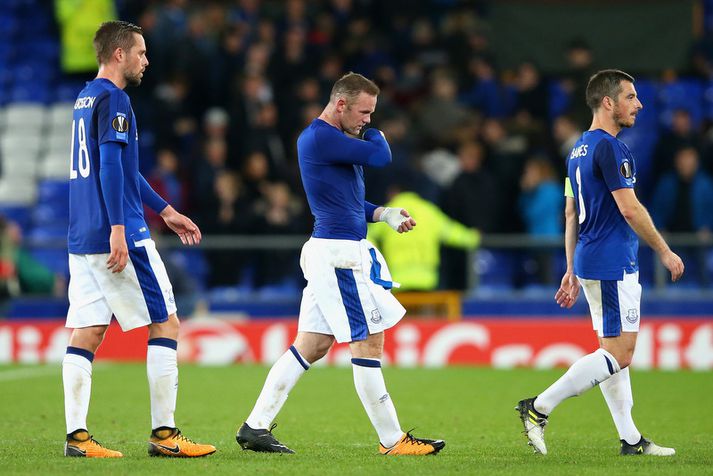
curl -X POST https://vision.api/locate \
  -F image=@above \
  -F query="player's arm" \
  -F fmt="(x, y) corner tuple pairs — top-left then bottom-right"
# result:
(611, 188), (684, 281)
(555, 178), (580, 308)
(317, 127), (392, 167)
(137, 174), (200, 245)
(99, 142), (128, 273)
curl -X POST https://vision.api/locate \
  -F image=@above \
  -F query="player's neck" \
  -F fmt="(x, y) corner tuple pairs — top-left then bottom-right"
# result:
(589, 116), (621, 137)
(318, 106), (342, 131)
(96, 65), (127, 90)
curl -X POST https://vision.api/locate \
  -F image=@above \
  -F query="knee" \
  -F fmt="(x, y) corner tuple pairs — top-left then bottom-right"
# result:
(148, 314), (180, 340)
(69, 326), (107, 353)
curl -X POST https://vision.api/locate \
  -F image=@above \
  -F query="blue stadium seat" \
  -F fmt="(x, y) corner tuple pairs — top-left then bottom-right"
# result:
(55, 82), (85, 103)
(473, 249), (515, 291)
(658, 79), (704, 129)
(548, 79), (570, 119)
(37, 179), (70, 203)
(26, 223), (68, 244)
(167, 249), (209, 290)
(0, 204), (32, 231)
(9, 82), (51, 104)
(28, 247), (69, 276)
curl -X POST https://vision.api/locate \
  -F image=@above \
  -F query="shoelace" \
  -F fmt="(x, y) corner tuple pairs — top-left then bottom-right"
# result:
(268, 423), (278, 434)
(403, 430), (427, 446)
(172, 430), (197, 445)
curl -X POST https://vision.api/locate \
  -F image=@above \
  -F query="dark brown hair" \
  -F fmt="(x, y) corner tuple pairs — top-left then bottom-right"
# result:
(585, 69), (635, 111)
(93, 21), (143, 65)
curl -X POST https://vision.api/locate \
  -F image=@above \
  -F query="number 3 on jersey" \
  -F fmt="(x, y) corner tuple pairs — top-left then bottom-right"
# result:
(70, 118), (90, 179)
(575, 166), (586, 224)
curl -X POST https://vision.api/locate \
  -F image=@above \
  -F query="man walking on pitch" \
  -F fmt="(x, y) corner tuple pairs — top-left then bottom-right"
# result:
(517, 69), (684, 456)
(236, 72), (445, 456)
(63, 21), (215, 458)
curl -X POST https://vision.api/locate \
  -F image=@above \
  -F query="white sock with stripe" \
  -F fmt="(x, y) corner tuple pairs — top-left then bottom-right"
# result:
(534, 348), (620, 415)
(147, 338), (178, 430)
(600, 367), (641, 444)
(63, 347), (94, 434)
(352, 358), (403, 448)
(246, 346), (309, 430)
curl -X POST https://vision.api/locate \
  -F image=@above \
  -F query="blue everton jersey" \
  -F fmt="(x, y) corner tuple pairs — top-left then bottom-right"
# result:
(567, 129), (638, 280)
(68, 78), (150, 254)
(297, 119), (391, 240)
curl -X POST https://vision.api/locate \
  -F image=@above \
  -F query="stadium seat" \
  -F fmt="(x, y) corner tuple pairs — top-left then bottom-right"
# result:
(473, 249), (515, 291)
(28, 247), (69, 276)
(658, 79), (704, 129)
(45, 132), (70, 155)
(167, 249), (209, 290)
(548, 79), (570, 119)
(48, 102), (73, 132)
(4, 103), (46, 131)
(38, 153), (70, 180)
(0, 177), (37, 204)
(0, 204), (31, 231)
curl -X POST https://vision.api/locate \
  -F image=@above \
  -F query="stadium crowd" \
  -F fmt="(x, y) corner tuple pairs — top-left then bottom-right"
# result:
(2, 0), (713, 300)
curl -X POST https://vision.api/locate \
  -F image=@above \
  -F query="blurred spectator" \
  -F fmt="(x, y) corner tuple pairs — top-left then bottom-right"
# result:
(0, 217), (64, 299)
(200, 171), (253, 287)
(251, 181), (307, 287)
(552, 114), (582, 161)
(147, 148), (186, 233)
(192, 137), (230, 223)
(560, 39), (596, 129)
(518, 157), (563, 285)
(416, 69), (471, 148)
(651, 147), (713, 285)
(367, 180), (480, 292)
(241, 151), (272, 203)
(651, 147), (713, 234)
(513, 61), (549, 123)
(653, 109), (701, 183)
(442, 140), (499, 289)
(519, 157), (563, 237)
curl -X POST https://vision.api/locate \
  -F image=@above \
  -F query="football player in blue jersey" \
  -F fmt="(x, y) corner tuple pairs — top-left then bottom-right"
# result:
(517, 70), (684, 456)
(62, 21), (215, 458)
(235, 73), (445, 456)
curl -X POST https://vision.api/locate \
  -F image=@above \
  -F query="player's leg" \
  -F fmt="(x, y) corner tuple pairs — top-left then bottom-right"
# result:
(518, 276), (630, 454)
(237, 331), (334, 453)
(145, 314), (216, 457)
(63, 325), (123, 458)
(350, 332), (445, 455)
(63, 253), (122, 457)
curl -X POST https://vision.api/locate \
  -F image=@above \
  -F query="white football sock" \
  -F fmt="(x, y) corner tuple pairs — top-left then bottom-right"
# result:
(246, 346), (309, 430)
(535, 348), (620, 415)
(600, 367), (641, 445)
(63, 348), (93, 434)
(352, 358), (403, 448)
(147, 339), (178, 430)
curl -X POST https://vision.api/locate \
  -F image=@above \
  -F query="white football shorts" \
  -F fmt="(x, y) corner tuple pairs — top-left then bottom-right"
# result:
(298, 237), (406, 343)
(578, 271), (641, 337)
(67, 238), (177, 332)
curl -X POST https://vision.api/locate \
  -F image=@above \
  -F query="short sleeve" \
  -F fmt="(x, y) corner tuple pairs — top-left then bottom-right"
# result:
(96, 89), (131, 145)
(595, 139), (634, 192)
(564, 177), (574, 198)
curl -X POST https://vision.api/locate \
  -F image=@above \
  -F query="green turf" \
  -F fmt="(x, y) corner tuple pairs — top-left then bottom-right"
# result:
(0, 364), (711, 475)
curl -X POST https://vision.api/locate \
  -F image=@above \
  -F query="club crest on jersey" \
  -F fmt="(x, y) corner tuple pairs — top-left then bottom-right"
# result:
(620, 160), (633, 179)
(112, 114), (129, 133)
(626, 309), (639, 324)
(370, 309), (382, 324)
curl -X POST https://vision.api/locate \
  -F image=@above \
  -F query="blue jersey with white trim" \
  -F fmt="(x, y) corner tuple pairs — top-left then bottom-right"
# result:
(297, 119), (391, 240)
(567, 129), (638, 280)
(68, 78), (150, 254)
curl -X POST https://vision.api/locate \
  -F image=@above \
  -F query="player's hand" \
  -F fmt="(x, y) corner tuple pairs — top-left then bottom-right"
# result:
(660, 250), (684, 282)
(161, 206), (202, 245)
(107, 226), (128, 273)
(379, 207), (416, 233)
(554, 271), (580, 308)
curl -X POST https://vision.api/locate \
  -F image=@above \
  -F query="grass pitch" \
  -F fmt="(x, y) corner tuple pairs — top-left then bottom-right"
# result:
(1, 364), (711, 475)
